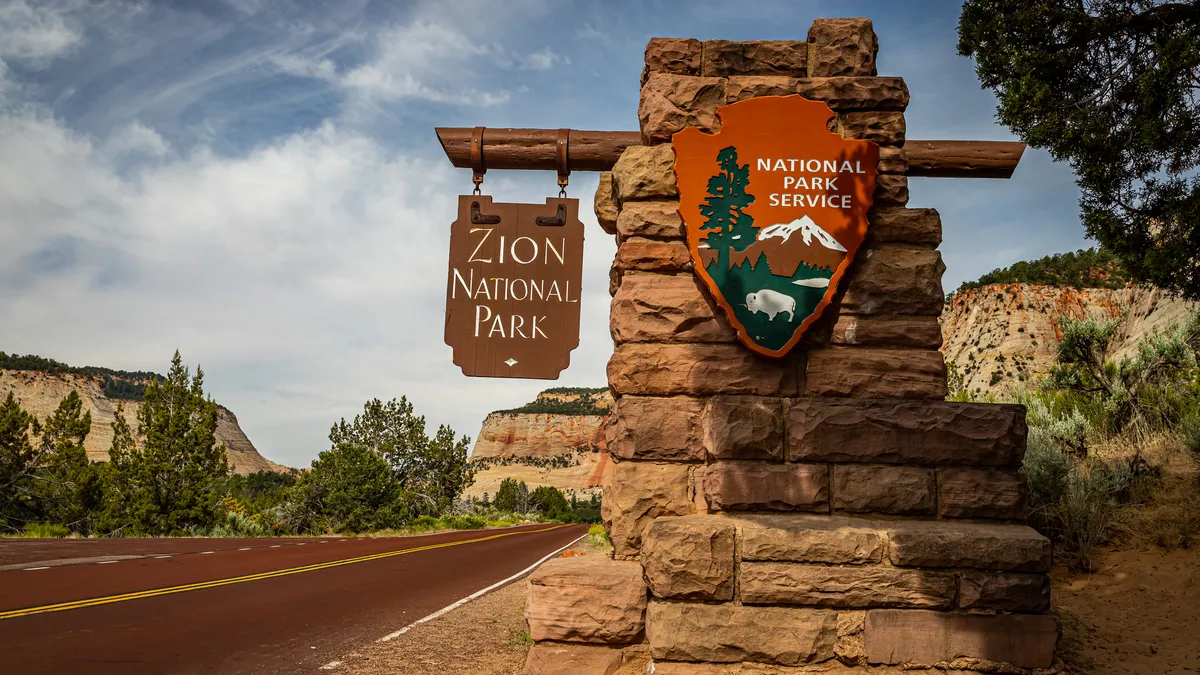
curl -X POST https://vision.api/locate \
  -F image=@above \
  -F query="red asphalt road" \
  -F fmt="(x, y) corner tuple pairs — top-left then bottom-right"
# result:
(0, 523), (587, 675)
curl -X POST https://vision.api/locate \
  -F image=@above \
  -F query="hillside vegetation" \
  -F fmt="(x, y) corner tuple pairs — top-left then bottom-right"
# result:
(0, 351), (161, 401)
(492, 388), (610, 416)
(952, 248), (1131, 300)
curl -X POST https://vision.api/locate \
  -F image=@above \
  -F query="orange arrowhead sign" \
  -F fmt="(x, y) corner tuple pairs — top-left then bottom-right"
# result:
(673, 95), (879, 357)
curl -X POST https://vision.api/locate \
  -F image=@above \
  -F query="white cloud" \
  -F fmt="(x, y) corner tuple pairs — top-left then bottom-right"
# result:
(518, 47), (568, 71)
(0, 0), (84, 64)
(103, 121), (170, 158)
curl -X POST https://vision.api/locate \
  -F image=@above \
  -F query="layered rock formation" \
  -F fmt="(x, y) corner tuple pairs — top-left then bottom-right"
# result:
(465, 389), (614, 499)
(941, 284), (1196, 394)
(0, 369), (285, 475)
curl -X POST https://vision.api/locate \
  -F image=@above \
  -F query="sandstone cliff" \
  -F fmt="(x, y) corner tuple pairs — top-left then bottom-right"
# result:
(465, 389), (614, 499)
(0, 369), (286, 475)
(940, 284), (1196, 394)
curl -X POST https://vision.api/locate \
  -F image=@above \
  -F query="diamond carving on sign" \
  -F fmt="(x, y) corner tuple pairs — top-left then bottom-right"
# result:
(504, 358), (518, 367)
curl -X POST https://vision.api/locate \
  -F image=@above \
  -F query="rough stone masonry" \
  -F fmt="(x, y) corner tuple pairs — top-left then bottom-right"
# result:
(525, 18), (1059, 675)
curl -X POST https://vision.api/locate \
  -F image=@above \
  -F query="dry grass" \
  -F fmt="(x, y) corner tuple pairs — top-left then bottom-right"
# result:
(1092, 431), (1200, 550)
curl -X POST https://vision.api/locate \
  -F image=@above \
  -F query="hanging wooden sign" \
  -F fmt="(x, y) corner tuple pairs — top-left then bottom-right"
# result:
(673, 95), (879, 358)
(444, 195), (585, 379)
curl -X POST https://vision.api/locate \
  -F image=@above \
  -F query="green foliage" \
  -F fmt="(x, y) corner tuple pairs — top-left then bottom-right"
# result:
(100, 351), (229, 536)
(286, 443), (406, 533)
(35, 391), (101, 533)
(698, 146), (756, 252)
(958, 2), (1200, 299)
(1048, 309), (1200, 434)
(493, 389), (610, 416)
(328, 397), (475, 515)
(0, 392), (40, 532)
(218, 470), (297, 512)
(493, 478), (530, 514)
(956, 248), (1130, 294)
(540, 387), (607, 396)
(21, 522), (70, 538)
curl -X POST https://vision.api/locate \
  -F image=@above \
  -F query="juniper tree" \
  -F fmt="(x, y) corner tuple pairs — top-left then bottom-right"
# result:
(0, 392), (38, 531)
(959, 1), (1200, 299)
(102, 351), (228, 535)
(35, 391), (100, 532)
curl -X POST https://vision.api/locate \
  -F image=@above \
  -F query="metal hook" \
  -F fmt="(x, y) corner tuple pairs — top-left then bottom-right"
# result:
(555, 128), (569, 198)
(470, 126), (486, 195)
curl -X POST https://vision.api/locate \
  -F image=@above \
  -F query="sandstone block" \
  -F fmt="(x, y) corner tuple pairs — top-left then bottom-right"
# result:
(887, 521), (1051, 572)
(703, 395), (784, 460)
(959, 571), (1051, 612)
(741, 563), (955, 609)
(877, 146), (907, 174)
(841, 247), (944, 315)
(643, 37), (702, 84)
(647, 601), (838, 665)
(606, 395), (705, 462)
(601, 461), (692, 557)
(838, 111), (904, 145)
(702, 40), (807, 77)
(726, 75), (802, 102)
(807, 18), (878, 77)
(612, 144), (677, 203)
(608, 343), (799, 397)
(736, 514), (883, 564)
(615, 200), (684, 240)
(797, 76), (907, 110)
(788, 399), (1027, 466)
(726, 76), (906, 111)
(868, 207), (941, 247)
(940, 468), (1028, 520)
(832, 465), (935, 515)
(594, 172), (618, 235)
(611, 273), (732, 344)
(704, 462), (828, 512)
(524, 642), (625, 675)
(614, 237), (690, 272)
(608, 265), (621, 297)
(865, 610), (1058, 669)
(804, 348), (948, 399)
(639, 73), (726, 144)
(642, 515), (735, 601)
(830, 316), (943, 350)
(873, 174), (909, 207)
(526, 558), (647, 643)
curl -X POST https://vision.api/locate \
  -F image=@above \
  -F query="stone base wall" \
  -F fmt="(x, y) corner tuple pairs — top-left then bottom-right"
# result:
(526, 19), (1058, 675)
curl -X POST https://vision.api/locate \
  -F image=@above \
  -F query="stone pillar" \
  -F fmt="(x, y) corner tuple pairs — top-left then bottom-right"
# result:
(526, 18), (1058, 675)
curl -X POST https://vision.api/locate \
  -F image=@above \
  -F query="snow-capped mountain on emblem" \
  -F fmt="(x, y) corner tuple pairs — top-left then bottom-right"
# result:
(757, 215), (847, 252)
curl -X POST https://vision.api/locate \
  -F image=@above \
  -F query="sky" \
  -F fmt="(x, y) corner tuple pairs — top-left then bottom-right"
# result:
(0, 0), (1092, 468)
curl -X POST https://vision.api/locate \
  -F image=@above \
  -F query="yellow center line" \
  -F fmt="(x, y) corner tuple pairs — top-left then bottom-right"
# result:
(0, 525), (567, 621)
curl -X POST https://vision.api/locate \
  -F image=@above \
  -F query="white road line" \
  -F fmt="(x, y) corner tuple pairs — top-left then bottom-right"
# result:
(377, 531), (588, 643)
(297, 543), (306, 546)
(270, 545), (281, 548)
(98, 561), (119, 565)
(319, 660), (343, 670)
(200, 551), (214, 555)
(154, 555), (171, 559)
(238, 548), (251, 551)
(24, 567), (50, 571)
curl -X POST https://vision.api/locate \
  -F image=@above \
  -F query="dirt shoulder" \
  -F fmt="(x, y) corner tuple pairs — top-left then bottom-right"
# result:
(332, 536), (645, 675)
(1055, 546), (1200, 674)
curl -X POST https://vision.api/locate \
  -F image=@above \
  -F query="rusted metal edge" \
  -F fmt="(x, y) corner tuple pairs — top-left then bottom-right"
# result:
(435, 128), (1026, 179)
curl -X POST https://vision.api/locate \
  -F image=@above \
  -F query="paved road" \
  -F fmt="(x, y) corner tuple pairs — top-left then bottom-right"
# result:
(0, 523), (587, 674)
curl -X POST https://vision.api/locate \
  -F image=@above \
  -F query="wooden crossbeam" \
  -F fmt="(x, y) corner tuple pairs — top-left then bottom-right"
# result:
(435, 128), (1025, 179)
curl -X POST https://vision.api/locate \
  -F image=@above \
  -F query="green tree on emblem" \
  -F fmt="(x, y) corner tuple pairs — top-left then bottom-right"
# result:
(699, 147), (757, 255)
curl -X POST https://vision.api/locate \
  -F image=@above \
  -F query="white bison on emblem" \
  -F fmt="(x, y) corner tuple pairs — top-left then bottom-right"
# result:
(745, 289), (796, 322)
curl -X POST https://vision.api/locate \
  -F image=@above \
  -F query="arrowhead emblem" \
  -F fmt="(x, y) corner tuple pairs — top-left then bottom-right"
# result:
(672, 95), (879, 358)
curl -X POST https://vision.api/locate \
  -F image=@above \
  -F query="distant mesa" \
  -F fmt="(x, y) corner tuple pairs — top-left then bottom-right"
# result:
(0, 351), (289, 475)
